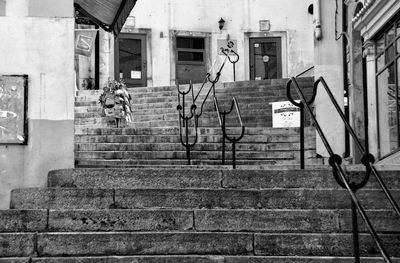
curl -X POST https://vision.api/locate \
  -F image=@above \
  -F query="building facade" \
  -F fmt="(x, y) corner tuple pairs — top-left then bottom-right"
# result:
(1, 0), (399, 209)
(77, 0), (316, 89)
(350, 0), (400, 163)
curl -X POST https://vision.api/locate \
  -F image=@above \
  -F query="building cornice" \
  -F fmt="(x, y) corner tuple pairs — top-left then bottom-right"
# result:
(354, 0), (400, 40)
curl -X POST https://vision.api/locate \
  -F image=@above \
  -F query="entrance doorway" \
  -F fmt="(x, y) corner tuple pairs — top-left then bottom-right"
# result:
(249, 37), (282, 80)
(114, 33), (147, 87)
(175, 36), (207, 84)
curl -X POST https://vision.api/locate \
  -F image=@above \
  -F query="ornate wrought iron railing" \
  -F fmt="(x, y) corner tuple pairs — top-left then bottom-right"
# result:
(287, 76), (398, 263)
(176, 42), (243, 167)
(177, 82), (197, 165)
(214, 96), (245, 169)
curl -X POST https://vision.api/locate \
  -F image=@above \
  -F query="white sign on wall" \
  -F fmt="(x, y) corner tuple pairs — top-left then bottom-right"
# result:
(271, 100), (301, 128)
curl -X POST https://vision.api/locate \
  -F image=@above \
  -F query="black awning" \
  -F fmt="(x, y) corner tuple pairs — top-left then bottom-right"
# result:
(74, 0), (137, 35)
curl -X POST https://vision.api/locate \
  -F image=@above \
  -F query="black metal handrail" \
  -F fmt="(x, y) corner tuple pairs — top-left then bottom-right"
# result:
(177, 82), (197, 165)
(287, 76), (394, 263)
(214, 96), (245, 169)
(176, 42), (241, 165)
(193, 45), (239, 119)
(221, 41), (239, 81)
(295, 66), (314, 78)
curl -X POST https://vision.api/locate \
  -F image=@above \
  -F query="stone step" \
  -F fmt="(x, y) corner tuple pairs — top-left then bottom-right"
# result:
(74, 142), (311, 152)
(74, 133), (310, 144)
(74, 109), (278, 120)
(75, 88), (314, 103)
(47, 168), (400, 190)
(1, 232), (399, 257)
(74, 127), (311, 136)
(10, 188), (400, 210)
(74, 158), (324, 167)
(74, 150), (300, 160)
(74, 112), (274, 124)
(75, 95), (304, 108)
(3, 256), (400, 263)
(74, 101), (296, 114)
(75, 117), (269, 128)
(1, 209), (398, 233)
(75, 77), (313, 96)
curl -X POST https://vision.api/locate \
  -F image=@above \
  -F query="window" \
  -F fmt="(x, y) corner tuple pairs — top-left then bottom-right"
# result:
(176, 37), (205, 64)
(175, 36), (207, 84)
(375, 16), (400, 157)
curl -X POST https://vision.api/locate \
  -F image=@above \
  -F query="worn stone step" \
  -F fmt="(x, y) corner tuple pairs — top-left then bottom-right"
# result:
(10, 188), (400, 210)
(75, 77), (312, 96)
(74, 134), (310, 144)
(76, 118), (259, 128)
(74, 121), (271, 129)
(1, 209), (398, 233)
(74, 112), (274, 125)
(47, 168), (400, 190)
(75, 89), (313, 104)
(74, 98), (301, 111)
(74, 142), (311, 152)
(3, 256), (400, 263)
(74, 127), (311, 136)
(74, 150), (298, 160)
(74, 109), (278, 120)
(74, 158), (324, 167)
(194, 209), (400, 233)
(0, 232), (253, 257)
(1, 232), (399, 257)
(254, 233), (400, 257)
(10, 188), (260, 210)
(75, 118), (179, 128)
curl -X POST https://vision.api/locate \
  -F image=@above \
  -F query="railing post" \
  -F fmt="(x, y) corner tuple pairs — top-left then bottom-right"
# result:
(233, 63), (236, 82)
(351, 194), (361, 263)
(300, 103), (305, 169)
(232, 140), (236, 169)
(222, 128), (226, 165)
(185, 118), (190, 165)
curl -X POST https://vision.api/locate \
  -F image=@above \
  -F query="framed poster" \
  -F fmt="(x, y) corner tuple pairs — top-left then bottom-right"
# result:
(0, 75), (28, 144)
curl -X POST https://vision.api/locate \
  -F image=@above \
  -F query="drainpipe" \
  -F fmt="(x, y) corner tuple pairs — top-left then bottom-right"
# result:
(314, 0), (322, 41)
(342, 1), (351, 159)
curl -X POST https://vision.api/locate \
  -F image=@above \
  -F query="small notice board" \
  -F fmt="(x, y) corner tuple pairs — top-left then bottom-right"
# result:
(271, 100), (300, 128)
(0, 75), (28, 144)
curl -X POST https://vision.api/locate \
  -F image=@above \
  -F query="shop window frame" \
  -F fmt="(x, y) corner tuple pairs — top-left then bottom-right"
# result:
(375, 15), (400, 158)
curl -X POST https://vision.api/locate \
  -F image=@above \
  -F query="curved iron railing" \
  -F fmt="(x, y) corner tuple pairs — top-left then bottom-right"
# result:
(214, 96), (245, 168)
(177, 82), (197, 165)
(176, 42), (243, 166)
(287, 76), (396, 263)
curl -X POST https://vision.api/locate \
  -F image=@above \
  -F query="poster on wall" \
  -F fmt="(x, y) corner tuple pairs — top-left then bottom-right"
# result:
(0, 75), (28, 144)
(271, 100), (301, 128)
(75, 29), (98, 57)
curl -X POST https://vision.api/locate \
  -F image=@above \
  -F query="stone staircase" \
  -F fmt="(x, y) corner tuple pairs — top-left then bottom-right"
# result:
(1, 167), (400, 261)
(74, 78), (323, 167)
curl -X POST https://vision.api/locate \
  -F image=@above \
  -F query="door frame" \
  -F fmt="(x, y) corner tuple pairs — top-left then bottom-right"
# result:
(249, 37), (282, 80)
(114, 32), (149, 87)
(169, 30), (212, 86)
(244, 31), (288, 80)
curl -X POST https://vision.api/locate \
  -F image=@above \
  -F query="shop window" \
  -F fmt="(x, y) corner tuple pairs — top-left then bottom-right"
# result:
(375, 15), (400, 157)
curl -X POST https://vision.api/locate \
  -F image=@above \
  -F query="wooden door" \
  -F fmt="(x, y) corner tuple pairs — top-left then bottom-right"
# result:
(115, 33), (147, 87)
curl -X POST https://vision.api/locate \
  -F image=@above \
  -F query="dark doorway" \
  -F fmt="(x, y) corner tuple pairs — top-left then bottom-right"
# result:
(176, 36), (207, 84)
(249, 37), (282, 80)
(115, 33), (147, 87)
